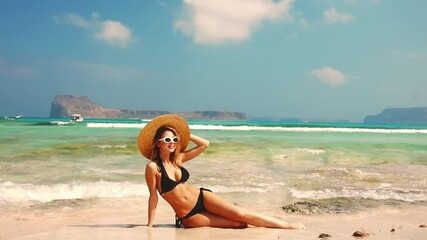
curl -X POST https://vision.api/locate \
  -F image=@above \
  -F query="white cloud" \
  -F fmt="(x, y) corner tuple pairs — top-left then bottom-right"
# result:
(323, 7), (354, 24)
(94, 21), (132, 48)
(311, 66), (348, 86)
(0, 58), (35, 78)
(61, 13), (92, 27)
(174, 0), (293, 45)
(53, 12), (132, 48)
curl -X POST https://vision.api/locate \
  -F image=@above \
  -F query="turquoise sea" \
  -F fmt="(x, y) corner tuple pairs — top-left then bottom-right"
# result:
(1, 118), (426, 213)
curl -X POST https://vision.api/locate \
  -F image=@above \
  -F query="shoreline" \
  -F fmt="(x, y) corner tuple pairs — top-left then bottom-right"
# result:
(1, 197), (426, 240)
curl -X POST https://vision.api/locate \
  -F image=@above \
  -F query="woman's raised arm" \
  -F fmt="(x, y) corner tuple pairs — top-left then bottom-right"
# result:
(181, 134), (209, 163)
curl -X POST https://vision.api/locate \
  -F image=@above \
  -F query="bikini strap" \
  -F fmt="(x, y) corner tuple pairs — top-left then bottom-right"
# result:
(175, 215), (183, 228)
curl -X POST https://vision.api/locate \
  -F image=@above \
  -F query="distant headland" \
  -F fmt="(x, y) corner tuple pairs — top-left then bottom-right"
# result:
(50, 95), (248, 121)
(49, 95), (427, 124)
(364, 107), (427, 124)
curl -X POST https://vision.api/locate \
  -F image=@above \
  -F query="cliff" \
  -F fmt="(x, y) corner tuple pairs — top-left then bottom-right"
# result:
(50, 95), (248, 121)
(364, 107), (427, 124)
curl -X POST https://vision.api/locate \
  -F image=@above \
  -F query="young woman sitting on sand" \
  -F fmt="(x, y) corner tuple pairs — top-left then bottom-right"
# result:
(137, 114), (305, 229)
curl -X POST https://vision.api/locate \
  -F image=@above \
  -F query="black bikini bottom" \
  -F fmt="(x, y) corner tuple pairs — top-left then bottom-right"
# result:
(175, 187), (212, 228)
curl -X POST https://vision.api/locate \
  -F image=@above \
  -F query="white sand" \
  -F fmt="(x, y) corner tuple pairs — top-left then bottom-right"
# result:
(1, 197), (426, 240)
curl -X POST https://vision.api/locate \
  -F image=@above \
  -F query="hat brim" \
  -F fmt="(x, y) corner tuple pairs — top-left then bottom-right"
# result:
(137, 114), (190, 159)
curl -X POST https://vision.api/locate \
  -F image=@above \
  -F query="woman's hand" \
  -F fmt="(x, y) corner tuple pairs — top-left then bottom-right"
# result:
(190, 134), (210, 147)
(180, 134), (209, 163)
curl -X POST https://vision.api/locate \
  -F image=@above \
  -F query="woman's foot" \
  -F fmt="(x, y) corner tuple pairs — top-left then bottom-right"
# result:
(284, 222), (306, 230)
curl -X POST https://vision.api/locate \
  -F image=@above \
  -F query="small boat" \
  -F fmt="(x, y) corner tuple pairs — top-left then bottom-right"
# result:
(71, 114), (84, 122)
(14, 115), (23, 119)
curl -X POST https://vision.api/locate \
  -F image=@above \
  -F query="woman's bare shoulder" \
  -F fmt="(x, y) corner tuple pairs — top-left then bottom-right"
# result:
(146, 161), (159, 171)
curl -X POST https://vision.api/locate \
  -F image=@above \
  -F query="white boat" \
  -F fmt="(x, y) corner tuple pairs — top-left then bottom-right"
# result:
(71, 114), (84, 122)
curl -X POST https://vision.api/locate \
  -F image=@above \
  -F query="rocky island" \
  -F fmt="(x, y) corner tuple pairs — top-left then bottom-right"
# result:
(364, 107), (427, 124)
(50, 95), (248, 121)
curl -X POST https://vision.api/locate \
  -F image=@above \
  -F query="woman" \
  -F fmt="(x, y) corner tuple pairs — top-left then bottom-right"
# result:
(137, 114), (305, 229)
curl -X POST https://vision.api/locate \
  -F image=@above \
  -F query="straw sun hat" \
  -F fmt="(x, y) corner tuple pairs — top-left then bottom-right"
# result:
(137, 114), (190, 159)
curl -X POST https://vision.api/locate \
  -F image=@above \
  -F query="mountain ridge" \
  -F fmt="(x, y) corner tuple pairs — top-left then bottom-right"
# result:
(49, 95), (248, 121)
(364, 107), (427, 124)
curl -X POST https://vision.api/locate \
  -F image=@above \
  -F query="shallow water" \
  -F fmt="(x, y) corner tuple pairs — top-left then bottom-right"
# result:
(1, 118), (426, 213)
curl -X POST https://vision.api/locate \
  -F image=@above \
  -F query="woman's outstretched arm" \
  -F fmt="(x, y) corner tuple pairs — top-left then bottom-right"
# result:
(145, 162), (159, 227)
(181, 134), (209, 163)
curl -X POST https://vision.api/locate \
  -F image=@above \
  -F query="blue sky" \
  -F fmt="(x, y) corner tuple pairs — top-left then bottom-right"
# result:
(1, 0), (426, 121)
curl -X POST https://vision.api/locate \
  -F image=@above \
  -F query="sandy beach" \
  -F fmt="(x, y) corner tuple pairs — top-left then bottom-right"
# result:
(1, 197), (426, 240)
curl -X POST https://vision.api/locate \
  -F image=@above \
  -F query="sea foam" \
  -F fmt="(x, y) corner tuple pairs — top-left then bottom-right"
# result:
(290, 187), (427, 203)
(0, 181), (149, 203)
(86, 122), (427, 134)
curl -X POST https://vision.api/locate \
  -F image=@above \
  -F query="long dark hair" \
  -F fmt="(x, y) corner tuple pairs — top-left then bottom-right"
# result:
(150, 126), (183, 166)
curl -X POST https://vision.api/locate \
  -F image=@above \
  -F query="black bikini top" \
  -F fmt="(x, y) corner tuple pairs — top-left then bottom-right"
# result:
(157, 159), (189, 195)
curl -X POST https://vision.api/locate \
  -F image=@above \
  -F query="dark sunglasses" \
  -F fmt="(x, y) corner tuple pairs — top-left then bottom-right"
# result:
(157, 136), (179, 143)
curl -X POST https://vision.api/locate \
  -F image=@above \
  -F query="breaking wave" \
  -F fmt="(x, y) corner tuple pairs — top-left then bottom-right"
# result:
(0, 181), (148, 203)
(86, 123), (427, 134)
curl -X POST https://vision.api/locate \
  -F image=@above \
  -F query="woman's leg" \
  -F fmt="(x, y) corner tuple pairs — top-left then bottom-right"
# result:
(182, 212), (247, 228)
(202, 190), (305, 229)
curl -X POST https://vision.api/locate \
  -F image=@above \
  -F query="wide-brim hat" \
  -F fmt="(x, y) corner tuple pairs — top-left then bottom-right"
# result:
(137, 114), (190, 159)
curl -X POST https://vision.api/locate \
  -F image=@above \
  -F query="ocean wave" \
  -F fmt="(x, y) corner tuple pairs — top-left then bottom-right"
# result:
(296, 148), (326, 155)
(25, 121), (76, 126)
(49, 121), (76, 125)
(205, 183), (274, 194)
(87, 123), (145, 128)
(86, 122), (427, 133)
(290, 187), (427, 202)
(0, 180), (273, 203)
(97, 144), (127, 149)
(0, 181), (149, 203)
(81, 167), (143, 176)
(184, 124), (427, 133)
